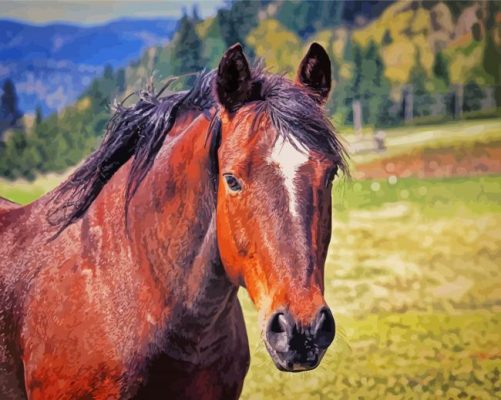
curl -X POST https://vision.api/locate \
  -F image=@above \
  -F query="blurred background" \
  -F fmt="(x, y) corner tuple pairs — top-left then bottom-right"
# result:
(0, 0), (500, 398)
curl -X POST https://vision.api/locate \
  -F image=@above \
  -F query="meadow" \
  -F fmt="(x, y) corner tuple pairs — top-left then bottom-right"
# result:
(240, 175), (500, 399)
(1, 120), (500, 399)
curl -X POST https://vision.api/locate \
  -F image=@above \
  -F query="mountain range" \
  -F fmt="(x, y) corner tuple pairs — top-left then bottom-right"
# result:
(0, 18), (178, 115)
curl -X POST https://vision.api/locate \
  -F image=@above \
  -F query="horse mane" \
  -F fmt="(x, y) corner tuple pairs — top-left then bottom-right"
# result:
(49, 66), (348, 234)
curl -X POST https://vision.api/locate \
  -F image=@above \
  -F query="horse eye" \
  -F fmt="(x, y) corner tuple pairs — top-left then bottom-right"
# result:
(224, 174), (242, 192)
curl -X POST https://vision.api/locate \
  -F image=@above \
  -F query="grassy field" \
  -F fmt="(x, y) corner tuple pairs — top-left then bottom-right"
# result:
(239, 176), (501, 399)
(346, 118), (501, 165)
(1, 120), (500, 398)
(0, 171), (70, 204)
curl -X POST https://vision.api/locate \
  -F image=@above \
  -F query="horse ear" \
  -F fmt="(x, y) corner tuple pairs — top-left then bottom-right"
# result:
(216, 43), (252, 112)
(296, 42), (331, 103)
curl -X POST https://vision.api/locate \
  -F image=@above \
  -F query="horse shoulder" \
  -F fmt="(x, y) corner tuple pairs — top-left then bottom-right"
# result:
(20, 258), (129, 398)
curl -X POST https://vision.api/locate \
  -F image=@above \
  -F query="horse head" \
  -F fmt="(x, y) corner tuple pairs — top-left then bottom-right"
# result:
(213, 43), (345, 372)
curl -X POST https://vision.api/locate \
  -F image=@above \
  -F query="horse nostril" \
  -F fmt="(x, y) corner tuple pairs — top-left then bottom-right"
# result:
(269, 313), (288, 334)
(314, 307), (335, 348)
(266, 312), (292, 353)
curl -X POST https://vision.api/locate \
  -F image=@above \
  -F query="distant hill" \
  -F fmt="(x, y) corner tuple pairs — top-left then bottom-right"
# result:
(0, 18), (178, 114)
(1, 0), (498, 182)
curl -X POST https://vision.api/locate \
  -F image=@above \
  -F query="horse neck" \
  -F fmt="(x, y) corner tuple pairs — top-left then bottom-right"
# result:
(123, 111), (236, 322)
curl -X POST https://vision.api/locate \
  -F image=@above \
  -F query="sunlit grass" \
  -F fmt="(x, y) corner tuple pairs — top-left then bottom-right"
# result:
(0, 171), (71, 204)
(239, 175), (501, 399)
(333, 176), (501, 216)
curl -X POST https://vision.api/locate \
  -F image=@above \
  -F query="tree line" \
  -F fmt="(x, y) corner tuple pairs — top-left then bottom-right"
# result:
(0, 0), (500, 180)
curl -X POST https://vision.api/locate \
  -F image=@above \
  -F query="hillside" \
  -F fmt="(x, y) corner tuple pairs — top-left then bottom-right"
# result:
(0, 18), (177, 114)
(0, 0), (499, 181)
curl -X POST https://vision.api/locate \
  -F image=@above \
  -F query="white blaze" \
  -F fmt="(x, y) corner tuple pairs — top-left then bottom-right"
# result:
(268, 136), (309, 218)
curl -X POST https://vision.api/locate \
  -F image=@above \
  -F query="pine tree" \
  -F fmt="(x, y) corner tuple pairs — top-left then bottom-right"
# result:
(347, 41), (393, 127)
(409, 51), (433, 118)
(350, 42), (364, 101)
(192, 4), (201, 23)
(115, 68), (126, 93)
(35, 105), (43, 126)
(483, 29), (501, 107)
(172, 14), (204, 85)
(1, 79), (23, 126)
(217, 0), (261, 54)
(433, 52), (450, 87)
(476, 1), (501, 107)
(463, 81), (483, 112)
(330, 35), (354, 125)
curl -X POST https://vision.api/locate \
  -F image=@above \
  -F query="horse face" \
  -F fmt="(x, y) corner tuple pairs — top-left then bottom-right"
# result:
(215, 44), (337, 372)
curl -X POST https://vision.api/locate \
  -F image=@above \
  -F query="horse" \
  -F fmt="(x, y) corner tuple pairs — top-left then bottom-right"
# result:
(0, 43), (347, 399)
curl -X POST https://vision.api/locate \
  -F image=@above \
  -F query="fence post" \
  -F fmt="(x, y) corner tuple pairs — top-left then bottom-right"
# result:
(352, 100), (363, 138)
(454, 84), (464, 119)
(404, 84), (414, 124)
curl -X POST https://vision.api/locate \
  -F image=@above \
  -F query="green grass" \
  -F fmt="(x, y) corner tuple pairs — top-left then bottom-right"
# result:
(0, 172), (69, 204)
(333, 176), (501, 217)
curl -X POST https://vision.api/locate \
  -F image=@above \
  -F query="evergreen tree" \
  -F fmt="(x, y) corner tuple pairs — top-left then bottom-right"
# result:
(35, 105), (43, 126)
(363, 41), (393, 127)
(318, 1), (344, 29)
(115, 68), (126, 93)
(330, 35), (354, 124)
(409, 51), (433, 118)
(350, 42), (364, 101)
(483, 28), (501, 107)
(276, 1), (344, 38)
(1, 79), (23, 126)
(217, 0), (261, 54)
(433, 51), (450, 87)
(172, 14), (204, 84)
(345, 40), (394, 127)
(192, 4), (201, 23)
(482, 1), (501, 107)
(463, 81), (483, 112)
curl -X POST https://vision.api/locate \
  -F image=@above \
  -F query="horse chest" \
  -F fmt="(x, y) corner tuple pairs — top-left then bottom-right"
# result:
(132, 299), (249, 400)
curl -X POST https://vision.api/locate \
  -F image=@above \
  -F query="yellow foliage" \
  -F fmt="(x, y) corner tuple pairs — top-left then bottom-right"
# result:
(411, 8), (430, 34)
(352, 2), (436, 84)
(352, 18), (386, 46)
(246, 19), (302, 75)
(76, 97), (91, 112)
(448, 45), (484, 84)
(388, 10), (415, 38)
(352, 1), (421, 46)
(195, 17), (214, 39)
(308, 30), (334, 56)
(414, 34), (434, 75)
(332, 28), (349, 60)
(309, 28), (349, 62)
(382, 40), (416, 84)
(339, 62), (351, 80)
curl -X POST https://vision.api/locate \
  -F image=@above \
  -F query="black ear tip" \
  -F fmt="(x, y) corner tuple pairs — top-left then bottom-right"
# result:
(308, 42), (329, 59)
(216, 42), (251, 111)
(226, 43), (244, 56)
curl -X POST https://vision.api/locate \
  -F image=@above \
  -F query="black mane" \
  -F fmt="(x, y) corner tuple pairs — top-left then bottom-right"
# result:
(50, 67), (348, 233)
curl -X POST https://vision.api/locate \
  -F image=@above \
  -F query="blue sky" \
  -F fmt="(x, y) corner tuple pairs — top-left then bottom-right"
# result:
(0, 0), (225, 25)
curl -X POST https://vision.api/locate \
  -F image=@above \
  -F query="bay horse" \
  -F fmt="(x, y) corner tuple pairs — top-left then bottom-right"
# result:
(0, 43), (347, 399)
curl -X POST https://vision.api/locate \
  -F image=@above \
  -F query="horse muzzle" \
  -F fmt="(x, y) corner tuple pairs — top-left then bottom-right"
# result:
(264, 307), (335, 372)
